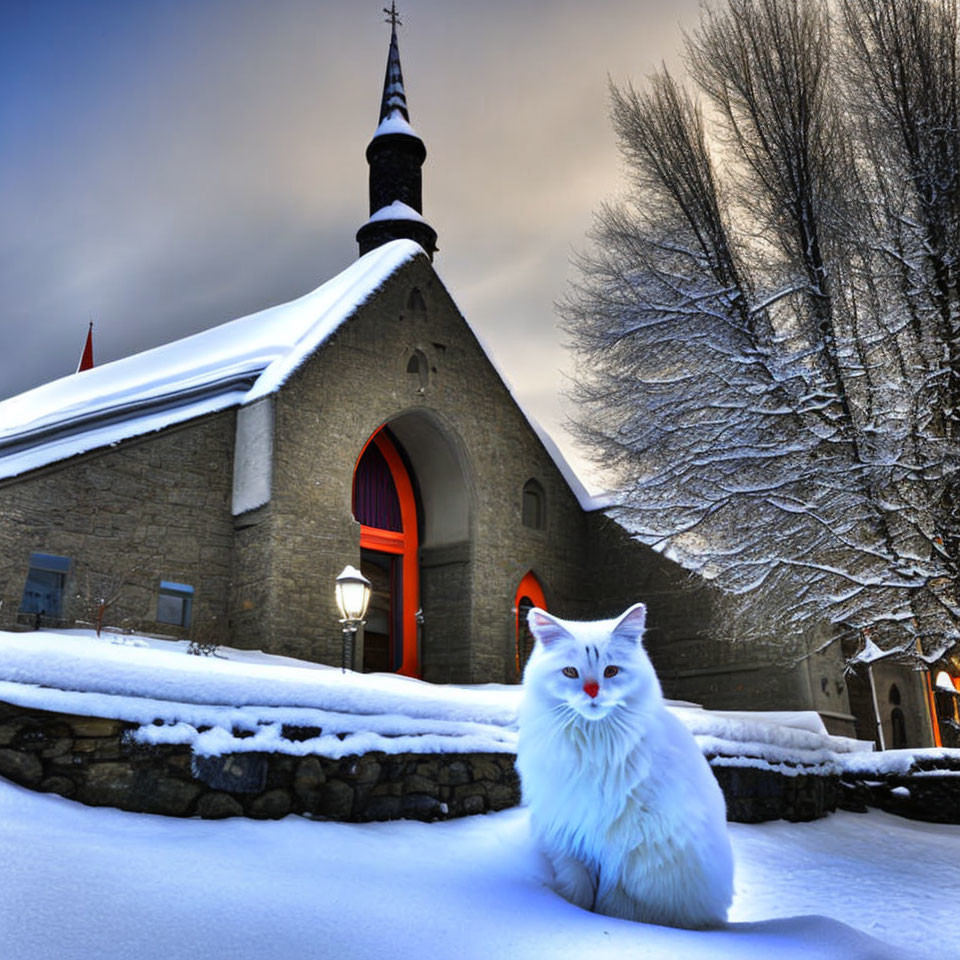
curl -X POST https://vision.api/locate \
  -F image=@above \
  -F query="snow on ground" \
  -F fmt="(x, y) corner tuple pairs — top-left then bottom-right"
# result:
(0, 629), (519, 757)
(728, 810), (958, 958)
(1, 628), (955, 958)
(3, 778), (938, 960)
(0, 629), (866, 770)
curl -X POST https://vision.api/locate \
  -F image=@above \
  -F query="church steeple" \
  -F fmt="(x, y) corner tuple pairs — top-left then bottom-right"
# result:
(356, 4), (438, 260)
(379, 6), (410, 123)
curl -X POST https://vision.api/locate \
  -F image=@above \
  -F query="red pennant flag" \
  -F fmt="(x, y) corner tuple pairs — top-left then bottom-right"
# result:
(77, 321), (94, 373)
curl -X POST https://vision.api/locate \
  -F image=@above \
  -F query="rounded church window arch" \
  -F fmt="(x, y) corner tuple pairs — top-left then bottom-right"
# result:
(889, 684), (901, 705)
(521, 478), (545, 530)
(890, 707), (908, 749)
(405, 348), (429, 389)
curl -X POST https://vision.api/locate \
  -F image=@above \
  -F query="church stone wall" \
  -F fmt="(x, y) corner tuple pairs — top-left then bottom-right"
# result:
(253, 255), (595, 682)
(0, 254), (722, 691)
(230, 502), (281, 654)
(582, 515), (856, 733)
(584, 513), (720, 699)
(0, 414), (235, 637)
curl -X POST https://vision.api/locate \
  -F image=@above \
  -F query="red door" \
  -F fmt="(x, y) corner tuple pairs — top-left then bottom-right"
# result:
(514, 571), (547, 678)
(353, 428), (419, 676)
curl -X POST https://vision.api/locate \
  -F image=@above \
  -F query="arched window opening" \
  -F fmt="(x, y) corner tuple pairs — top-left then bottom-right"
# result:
(514, 571), (547, 679)
(407, 287), (427, 317)
(889, 684), (901, 705)
(522, 479), (545, 530)
(352, 429), (419, 677)
(405, 349), (428, 389)
(353, 440), (402, 532)
(891, 708), (908, 749)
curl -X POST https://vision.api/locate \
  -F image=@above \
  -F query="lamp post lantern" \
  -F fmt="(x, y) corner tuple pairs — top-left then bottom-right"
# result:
(335, 565), (372, 672)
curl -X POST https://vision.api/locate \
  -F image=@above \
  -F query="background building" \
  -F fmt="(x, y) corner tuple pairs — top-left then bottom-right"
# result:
(4, 14), (937, 746)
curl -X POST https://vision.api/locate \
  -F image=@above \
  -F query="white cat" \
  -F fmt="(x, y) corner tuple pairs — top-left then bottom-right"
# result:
(516, 603), (734, 929)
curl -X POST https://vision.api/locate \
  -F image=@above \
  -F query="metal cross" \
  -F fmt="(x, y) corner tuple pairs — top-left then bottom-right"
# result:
(383, 2), (402, 28)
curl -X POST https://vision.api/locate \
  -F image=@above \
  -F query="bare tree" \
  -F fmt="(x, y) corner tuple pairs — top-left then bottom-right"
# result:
(564, 0), (960, 664)
(74, 564), (141, 637)
(842, 0), (960, 403)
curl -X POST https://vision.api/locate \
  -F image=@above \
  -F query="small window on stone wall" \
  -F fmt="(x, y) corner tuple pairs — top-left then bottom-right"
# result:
(157, 581), (194, 628)
(20, 552), (71, 618)
(407, 287), (427, 317)
(891, 707), (908, 748)
(889, 684), (901, 705)
(406, 349), (429, 389)
(522, 479), (545, 530)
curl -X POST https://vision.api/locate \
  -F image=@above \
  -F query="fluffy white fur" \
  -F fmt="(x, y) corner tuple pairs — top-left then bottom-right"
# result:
(515, 603), (734, 929)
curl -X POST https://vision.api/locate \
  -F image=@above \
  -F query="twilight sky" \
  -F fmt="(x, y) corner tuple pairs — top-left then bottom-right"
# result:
(1, 0), (700, 490)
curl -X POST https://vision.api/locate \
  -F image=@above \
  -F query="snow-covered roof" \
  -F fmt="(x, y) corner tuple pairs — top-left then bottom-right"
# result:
(0, 241), (421, 481)
(0, 239), (602, 510)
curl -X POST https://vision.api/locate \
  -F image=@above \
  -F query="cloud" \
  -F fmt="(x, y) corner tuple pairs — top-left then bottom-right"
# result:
(0, 0), (699, 490)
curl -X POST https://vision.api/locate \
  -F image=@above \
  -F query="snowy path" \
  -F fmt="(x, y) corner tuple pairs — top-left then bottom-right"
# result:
(3, 780), (948, 960)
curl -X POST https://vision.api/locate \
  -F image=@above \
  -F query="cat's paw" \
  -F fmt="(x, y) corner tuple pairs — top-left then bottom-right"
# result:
(551, 856), (597, 910)
(594, 884), (642, 922)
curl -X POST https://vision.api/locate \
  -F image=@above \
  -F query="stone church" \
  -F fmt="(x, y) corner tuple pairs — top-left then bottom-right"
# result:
(0, 15), (943, 748)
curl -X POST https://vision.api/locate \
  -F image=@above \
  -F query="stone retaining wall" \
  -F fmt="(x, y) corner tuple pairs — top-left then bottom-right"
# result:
(0, 700), (842, 823)
(839, 772), (960, 824)
(710, 764), (839, 823)
(0, 701), (518, 821)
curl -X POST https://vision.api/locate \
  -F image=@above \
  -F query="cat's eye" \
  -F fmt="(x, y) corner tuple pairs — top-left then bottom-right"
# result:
(562, 667), (579, 679)
(604, 666), (620, 678)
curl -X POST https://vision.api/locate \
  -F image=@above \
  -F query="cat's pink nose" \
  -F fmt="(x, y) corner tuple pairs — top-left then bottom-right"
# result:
(583, 681), (599, 699)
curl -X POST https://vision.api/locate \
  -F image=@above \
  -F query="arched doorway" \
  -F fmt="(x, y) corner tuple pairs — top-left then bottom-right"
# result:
(514, 571), (547, 678)
(353, 428), (419, 676)
(353, 409), (473, 683)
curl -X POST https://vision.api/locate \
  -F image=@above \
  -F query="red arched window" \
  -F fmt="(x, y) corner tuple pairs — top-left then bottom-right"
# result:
(353, 428), (419, 677)
(514, 571), (547, 678)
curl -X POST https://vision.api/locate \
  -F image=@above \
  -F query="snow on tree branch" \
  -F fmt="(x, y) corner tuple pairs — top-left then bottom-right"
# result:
(562, 0), (960, 666)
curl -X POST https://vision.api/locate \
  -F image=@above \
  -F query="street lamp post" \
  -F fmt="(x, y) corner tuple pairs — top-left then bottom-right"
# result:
(335, 565), (372, 672)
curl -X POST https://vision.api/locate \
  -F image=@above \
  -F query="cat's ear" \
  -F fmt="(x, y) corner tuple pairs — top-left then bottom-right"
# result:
(526, 608), (572, 648)
(612, 603), (647, 643)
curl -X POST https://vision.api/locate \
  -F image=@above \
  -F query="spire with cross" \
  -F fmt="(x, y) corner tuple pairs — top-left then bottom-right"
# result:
(356, 4), (438, 260)
(383, 2), (401, 29)
(378, 3), (409, 122)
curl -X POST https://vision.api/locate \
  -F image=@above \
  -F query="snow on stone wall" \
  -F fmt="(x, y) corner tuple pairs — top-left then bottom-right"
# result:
(0, 629), (865, 768)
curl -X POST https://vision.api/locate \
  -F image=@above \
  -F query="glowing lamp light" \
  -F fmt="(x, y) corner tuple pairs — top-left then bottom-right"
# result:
(335, 565), (371, 673)
(335, 565), (372, 623)
(935, 670), (957, 693)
